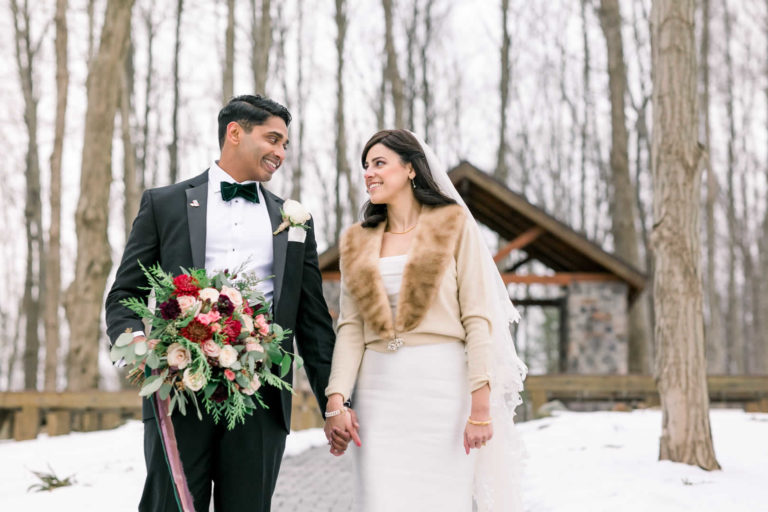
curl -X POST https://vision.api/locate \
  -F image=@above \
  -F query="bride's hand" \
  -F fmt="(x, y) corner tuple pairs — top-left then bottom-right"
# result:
(463, 420), (493, 455)
(324, 403), (362, 456)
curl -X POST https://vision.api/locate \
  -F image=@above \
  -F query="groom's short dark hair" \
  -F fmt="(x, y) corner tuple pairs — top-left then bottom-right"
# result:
(218, 95), (292, 149)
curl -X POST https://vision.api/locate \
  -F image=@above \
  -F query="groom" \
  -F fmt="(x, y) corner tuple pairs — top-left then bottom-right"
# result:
(106, 95), (341, 511)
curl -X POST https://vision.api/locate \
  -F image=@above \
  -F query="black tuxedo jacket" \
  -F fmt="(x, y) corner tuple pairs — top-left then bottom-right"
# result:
(105, 170), (335, 431)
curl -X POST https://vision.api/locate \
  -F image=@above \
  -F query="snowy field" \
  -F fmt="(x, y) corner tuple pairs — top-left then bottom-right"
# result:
(1, 409), (766, 511)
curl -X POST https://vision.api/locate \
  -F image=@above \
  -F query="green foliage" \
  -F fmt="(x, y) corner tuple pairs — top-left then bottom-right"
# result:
(27, 466), (75, 493)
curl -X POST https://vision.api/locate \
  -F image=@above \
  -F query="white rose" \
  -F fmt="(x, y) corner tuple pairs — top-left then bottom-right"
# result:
(245, 336), (265, 352)
(220, 285), (243, 308)
(241, 314), (254, 334)
(218, 345), (239, 368)
(198, 287), (220, 303)
(182, 368), (206, 392)
(283, 199), (311, 224)
(242, 375), (262, 395)
(166, 343), (191, 369)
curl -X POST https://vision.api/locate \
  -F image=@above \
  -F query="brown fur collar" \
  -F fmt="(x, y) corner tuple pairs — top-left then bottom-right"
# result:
(339, 204), (465, 339)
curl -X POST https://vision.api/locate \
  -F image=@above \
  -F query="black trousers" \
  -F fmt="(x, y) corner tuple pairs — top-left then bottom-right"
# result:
(139, 404), (287, 512)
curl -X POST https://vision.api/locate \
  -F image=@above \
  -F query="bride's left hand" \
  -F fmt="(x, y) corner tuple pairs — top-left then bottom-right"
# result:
(464, 421), (493, 455)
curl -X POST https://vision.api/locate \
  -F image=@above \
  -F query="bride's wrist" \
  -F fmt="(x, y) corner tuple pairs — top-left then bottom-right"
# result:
(326, 394), (345, 414)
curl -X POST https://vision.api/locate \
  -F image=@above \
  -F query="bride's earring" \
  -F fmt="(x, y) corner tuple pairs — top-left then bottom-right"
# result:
(411, 178), (417, 189)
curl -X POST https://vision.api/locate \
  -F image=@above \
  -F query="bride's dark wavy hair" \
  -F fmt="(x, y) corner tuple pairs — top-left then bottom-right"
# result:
(360, 130), (456, 228)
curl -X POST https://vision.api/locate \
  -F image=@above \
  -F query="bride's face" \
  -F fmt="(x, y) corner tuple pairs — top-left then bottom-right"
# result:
(363, 143), (415, 205)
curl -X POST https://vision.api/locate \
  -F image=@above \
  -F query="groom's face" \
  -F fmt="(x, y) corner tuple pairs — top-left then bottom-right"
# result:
(236, 115), (289, 182)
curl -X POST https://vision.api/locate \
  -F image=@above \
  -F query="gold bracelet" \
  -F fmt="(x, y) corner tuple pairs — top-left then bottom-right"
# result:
(467, 418), (492, 426)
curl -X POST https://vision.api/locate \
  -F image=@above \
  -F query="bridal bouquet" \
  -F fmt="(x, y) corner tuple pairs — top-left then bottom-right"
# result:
(110, 264), (301, 430)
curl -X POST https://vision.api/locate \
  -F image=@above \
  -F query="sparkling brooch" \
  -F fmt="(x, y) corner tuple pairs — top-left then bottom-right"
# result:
(387, 336), (404, 352)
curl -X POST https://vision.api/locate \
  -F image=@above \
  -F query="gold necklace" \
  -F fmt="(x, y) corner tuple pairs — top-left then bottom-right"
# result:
(386, 223), (418, 235)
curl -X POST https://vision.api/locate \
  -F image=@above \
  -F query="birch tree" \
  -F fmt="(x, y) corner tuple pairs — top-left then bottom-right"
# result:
(650, 0), (720, 470)
(169, 0), (182, 185)
(65, 0), (135, 392)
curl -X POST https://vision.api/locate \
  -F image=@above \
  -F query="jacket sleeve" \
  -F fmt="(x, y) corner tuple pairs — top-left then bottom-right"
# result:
(324, 275), (366, 402)
(105, 189), (161, 345)
(455, 214), (494, 392)
(292, 217), (336, 415)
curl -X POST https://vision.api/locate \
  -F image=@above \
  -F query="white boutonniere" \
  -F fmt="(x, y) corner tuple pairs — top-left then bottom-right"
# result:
(273, 199), (312, 236)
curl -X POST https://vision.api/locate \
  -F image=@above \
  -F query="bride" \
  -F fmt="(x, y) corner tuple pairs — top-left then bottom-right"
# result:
(323, 129), (527, 511)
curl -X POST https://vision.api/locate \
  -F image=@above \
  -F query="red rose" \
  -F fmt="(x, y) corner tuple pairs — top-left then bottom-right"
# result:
(173, 274), (200, 297)
(224, 369), (236, 381)
(242, 303), (254, 316)
(222, 318), (242, 342)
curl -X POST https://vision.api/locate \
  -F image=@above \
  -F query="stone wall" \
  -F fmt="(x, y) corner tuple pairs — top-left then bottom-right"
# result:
(566, 281), (628, 374)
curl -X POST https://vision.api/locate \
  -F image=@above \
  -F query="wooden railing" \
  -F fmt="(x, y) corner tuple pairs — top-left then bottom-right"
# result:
(525, 374), (768, 418)
(0, 388), (325, 441)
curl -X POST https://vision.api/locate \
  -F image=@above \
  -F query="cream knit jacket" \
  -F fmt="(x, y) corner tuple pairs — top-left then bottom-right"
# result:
(325, 204), (494, 401)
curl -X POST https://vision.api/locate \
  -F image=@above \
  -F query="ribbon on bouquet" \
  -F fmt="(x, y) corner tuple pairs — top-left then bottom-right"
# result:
(150, 389), (195, 511)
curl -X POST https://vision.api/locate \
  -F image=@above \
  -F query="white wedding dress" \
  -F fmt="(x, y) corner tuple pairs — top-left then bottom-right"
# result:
(351, 255), (476, 512)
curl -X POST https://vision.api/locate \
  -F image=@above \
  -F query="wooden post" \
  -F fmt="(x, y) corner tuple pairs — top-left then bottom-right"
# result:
(100, 411), (123, 430)
(46, 410), (71, 436)
(13, 406), (40, 441)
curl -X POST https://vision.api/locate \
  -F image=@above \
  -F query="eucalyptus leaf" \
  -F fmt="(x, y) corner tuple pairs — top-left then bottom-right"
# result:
(158, 383), (173, 401)
(279, 356), (291, 378)
(134, 341), (148, 356)
(139, 375), (165, 397)
(146, 351), (161, 369)
(293, 354), (304, 371)
(115, 332), (135, 348)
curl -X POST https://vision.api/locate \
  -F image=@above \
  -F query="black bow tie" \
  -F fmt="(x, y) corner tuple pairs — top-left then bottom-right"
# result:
(220, 181), (259, 203)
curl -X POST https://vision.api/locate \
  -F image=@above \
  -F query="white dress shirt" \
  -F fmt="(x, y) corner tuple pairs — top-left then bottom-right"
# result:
(206, 161), (275, 303)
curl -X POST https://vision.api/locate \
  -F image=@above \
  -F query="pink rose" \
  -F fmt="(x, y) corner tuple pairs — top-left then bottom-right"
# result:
(242, 375), (262, 396)
(177, 295), (199, 315)
(196, 310), (222, 326)
(254, 314), (269, 336)
(244, 337), (265, 353)
(166, 343), (191, 369)
(224, 369), (236, 381)
(202, 339), (221, 358)
(210, 323), (222, 333)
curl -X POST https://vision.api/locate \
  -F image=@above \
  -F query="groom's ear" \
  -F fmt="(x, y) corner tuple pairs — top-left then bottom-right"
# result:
(226, 121), (241, 146)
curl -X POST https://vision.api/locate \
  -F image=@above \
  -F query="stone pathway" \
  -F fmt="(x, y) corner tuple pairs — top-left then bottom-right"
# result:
(272, 445), (354, 512)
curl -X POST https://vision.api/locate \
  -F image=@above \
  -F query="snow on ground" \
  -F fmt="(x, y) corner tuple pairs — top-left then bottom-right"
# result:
(1, 409), (765, 511)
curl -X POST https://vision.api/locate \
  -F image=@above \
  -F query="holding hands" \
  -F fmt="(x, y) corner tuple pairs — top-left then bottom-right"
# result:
(324, 394), (362, 456)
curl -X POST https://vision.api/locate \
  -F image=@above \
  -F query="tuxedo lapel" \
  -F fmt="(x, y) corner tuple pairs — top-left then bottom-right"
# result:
(262, 186), (287, 311)
(185, 171), (209, 269)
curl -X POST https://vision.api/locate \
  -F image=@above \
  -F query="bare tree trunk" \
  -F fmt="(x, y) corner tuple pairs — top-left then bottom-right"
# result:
(334, 0), (356, 242)
(759, 0), (768, 375)
(169, 0), (182, 185)
(420, 0), (435, 141)
(223, 0), (235, 104)
(405, 0), (419, 130)
(598, 0), (651, 374)
(121, 44), (139, 238)
(11, 0), (45, 390)
(87, 0), (97, 66)
(722, 4), (743, 375)
(650, 0), (719, 470)
(139, 6), (155, 190)
(382, 0), (404, 128)
(495, 0), (511, 182)
(251, 0), (271, 94)
(290, 1), (304, 201)
(44, 0), (69, 391)
(65, 0), (135, 392)
(699, 0), (725, 374)
(579, 0), (591, 234)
